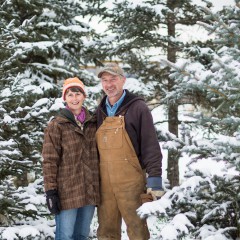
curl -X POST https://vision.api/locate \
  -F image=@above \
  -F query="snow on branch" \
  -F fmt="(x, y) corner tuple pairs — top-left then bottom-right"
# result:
(160, 58), (228, 100)
(137, 196), (171, 219)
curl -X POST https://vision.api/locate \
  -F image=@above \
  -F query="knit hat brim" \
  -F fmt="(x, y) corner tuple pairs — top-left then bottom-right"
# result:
(62, 78), (86, 100)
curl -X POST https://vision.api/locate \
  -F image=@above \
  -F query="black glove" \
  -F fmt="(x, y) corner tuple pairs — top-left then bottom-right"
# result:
(46, 189), (61, 215)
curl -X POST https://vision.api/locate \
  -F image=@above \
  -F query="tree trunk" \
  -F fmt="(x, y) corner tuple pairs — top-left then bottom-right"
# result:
(167, 0), (179, 188)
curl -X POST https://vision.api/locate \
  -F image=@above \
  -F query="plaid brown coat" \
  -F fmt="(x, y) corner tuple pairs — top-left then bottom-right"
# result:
(42, 108), (100, 210)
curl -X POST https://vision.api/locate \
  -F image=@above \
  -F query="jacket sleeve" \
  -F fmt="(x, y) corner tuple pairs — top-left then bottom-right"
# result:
(42, 121), (62, 192)
(137, 102), (163, 178)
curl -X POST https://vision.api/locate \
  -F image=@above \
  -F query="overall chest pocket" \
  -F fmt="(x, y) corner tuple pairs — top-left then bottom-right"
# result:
(97, 126), (123, 149)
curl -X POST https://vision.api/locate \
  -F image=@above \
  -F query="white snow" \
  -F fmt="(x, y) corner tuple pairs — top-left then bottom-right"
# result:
(49, 98), (65, 111)
(2, 228), (18, 240)
(59, 25), (89, 33)
(0, 88), (11, 97)
(40, 82), (54, 91)
(18, 226), (40, 238)
(124, 77), (155, 96)
(160, 225), (180, 240)
(23, 85), (43, 95)
(25, 204), (38, 212)
(3, 114), (14, 123)
(32, 98), (50, 108)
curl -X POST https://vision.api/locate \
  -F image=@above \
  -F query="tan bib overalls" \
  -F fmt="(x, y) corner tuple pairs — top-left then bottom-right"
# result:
(96, 115), (150, 240)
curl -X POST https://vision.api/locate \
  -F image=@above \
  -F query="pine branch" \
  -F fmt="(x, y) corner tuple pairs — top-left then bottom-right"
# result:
(160, 59), (228, 100)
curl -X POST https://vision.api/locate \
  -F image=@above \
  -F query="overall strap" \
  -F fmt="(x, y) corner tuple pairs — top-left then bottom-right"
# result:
(117, 107), (128, 117)
(100, 107), (129, 122)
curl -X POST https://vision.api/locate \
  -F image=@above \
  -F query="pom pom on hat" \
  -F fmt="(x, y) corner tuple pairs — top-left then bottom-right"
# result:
(62, 77), (86, 100)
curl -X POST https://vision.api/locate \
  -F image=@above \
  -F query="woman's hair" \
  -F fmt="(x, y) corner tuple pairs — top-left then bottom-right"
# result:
(65, 87), (84, 95)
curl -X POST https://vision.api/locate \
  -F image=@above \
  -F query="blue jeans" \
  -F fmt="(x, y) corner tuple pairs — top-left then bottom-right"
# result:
(55, 205), (95, 240)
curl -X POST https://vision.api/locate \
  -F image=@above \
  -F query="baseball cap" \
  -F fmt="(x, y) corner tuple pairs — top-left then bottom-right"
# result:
(97, 63), (124, 78)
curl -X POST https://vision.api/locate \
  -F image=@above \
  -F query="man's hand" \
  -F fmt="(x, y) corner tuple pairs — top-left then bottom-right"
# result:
(140, 193), (153, 204)
(147, 188), (165, 201)
(46, 189), (61, 215)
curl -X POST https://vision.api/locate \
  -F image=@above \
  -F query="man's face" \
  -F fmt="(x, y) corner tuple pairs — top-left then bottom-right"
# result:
(100, 72), (126, 101)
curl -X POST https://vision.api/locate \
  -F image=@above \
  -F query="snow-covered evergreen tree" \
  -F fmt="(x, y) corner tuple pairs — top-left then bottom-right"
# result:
(84, 0), (212, 187)
(0, 0), (100, 238)
(138, 2), (240, 239)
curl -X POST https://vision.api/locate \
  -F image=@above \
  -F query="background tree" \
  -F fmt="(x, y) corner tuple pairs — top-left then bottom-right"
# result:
(0, 0), (100, 238)
(138, 2), (240, 239)
(84, 0), (211, 187)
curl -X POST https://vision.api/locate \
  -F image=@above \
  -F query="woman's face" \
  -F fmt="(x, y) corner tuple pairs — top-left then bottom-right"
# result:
(65, 88), (85, 113)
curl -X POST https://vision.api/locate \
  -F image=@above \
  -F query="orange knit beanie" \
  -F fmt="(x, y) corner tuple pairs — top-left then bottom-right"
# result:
(62, 77), (86, 100)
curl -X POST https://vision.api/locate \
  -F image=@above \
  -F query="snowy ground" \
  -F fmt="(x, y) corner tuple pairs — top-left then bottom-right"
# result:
(89, 211), (173, 240)
(89, 212), (196, 240)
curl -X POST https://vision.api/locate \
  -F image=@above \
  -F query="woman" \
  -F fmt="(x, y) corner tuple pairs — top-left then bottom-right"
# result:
(42, 77), (100, 240)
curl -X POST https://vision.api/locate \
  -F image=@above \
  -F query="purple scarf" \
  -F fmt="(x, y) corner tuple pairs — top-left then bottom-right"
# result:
(66, 106), (86, 123)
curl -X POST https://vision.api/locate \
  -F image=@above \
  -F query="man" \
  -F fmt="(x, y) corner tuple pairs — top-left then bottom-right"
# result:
(96, 63), (164, 240)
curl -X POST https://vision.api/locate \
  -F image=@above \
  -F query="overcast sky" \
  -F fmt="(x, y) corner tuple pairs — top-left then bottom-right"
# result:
(210, 0), (235, 11)
(178, 0), (236, 43)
